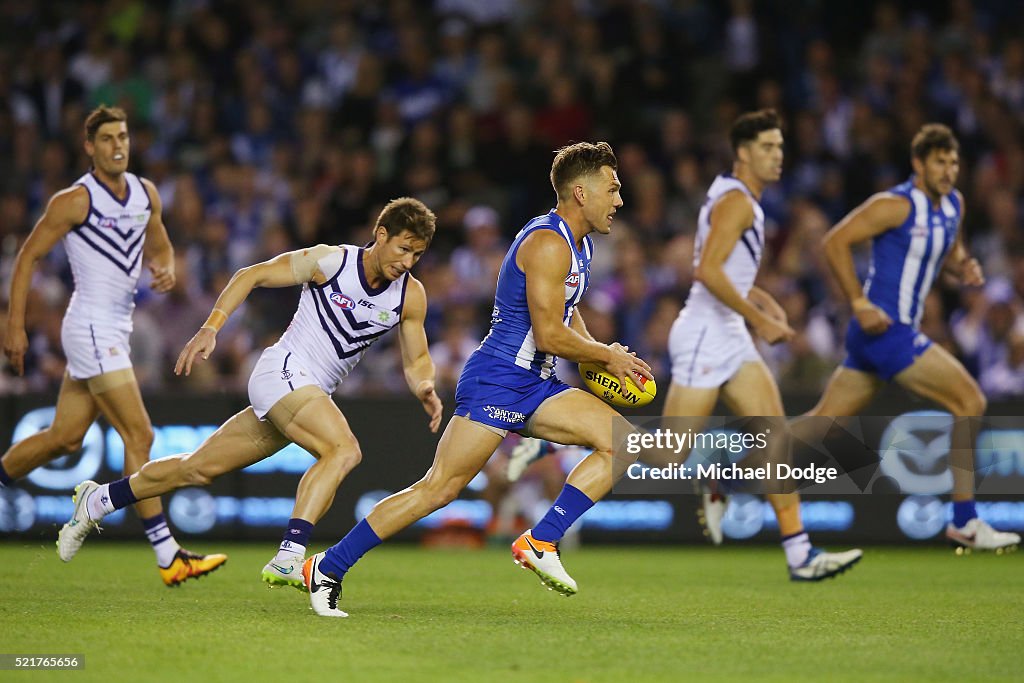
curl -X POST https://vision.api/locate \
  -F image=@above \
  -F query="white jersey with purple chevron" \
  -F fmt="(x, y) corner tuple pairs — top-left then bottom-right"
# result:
(864, 177), (960, 328)
(476, 209), (593, 379)
(684, 174), (765, 325)
(64, 171), (152, 332)
(278, 245), (408, 392)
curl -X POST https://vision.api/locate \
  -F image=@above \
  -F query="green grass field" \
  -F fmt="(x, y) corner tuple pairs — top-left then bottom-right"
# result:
(1, 541), (1020, 682)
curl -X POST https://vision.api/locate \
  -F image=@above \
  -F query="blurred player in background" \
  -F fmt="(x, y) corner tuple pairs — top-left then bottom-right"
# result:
(0, 106), (225, 586)
(301, 141), (653, 617)
(665, 109), (861, 580)
(801, 123), (1019, 552)
(58, 198), (443, 588)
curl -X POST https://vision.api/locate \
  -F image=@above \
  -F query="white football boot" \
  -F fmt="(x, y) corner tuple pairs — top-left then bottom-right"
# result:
(261, 554), (307, 591)
(507, 438), (547, 483)
(56, 480), (102, 562)
(699, 492), (727, 546)
(302, 552), (348, 617)
(946, 518), (1020, 554)
(789, 547), (863, 582)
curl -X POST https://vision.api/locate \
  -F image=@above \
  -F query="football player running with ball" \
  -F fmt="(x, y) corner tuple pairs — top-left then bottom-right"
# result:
(302, 142), (653, 617)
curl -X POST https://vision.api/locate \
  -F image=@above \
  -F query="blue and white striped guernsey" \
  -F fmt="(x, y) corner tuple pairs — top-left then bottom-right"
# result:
(278, 244), (409, 392)
(64, 171), (152, 331)
(864, 177), (960, 328)
(476, 209), (593, 379)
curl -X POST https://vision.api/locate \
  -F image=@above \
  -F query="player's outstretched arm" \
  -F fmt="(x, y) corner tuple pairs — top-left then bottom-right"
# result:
(520, 230), (652, 393)
(398, 276), (442, 432)
(175, 245), (338, 376)
(4, 186), (88, 375)
(140, 178), (175, 293)
(698, 191), (793, 344)
(822, 193), (909, 334)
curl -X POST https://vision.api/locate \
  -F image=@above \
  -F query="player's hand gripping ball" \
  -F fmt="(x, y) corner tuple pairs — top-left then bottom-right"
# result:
(579, 362), (657, 408)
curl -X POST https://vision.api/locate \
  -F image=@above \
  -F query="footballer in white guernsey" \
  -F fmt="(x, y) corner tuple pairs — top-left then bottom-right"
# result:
(300, 142), (657, 618)
(661, 109), (862, 581)
(802, 123), (1019, 552)
(58, 197), (444, 592)
(2, 106), (226, 586)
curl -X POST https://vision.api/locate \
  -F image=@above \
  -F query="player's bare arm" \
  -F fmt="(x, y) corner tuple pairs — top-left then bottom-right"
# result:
(3, 186), (89, 374)
(748, 285), (787, 324)
(822, 193), (911, 334)
(397, 276), (442, 433)
(519, 229), (652, 392)
(175, 246), (338, 376)
(699, 190), (794, 344)
(140, 178), (175, 293)
(940, 192), (984, 287)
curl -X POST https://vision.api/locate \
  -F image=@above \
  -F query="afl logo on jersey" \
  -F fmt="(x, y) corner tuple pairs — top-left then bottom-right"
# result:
(99, 217), (117, 229)
(565, 273), (580, 287)
(329, 292), (355, 310)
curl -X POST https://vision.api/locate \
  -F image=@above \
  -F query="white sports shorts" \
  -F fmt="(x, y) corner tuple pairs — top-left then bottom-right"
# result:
(248, 344), (323, 420)
(668, 313), (761, 389)
(61, 318), (133, 380)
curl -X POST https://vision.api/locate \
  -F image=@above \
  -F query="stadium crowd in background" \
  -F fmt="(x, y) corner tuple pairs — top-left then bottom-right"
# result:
(2, 0), (1024, 401)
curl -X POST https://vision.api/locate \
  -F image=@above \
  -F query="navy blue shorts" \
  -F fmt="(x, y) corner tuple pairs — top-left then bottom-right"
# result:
(454, 352), (573, 432)
(842, 319), (932, 381)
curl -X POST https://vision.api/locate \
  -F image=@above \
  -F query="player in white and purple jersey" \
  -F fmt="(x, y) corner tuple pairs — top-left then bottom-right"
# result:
(58, 198), (443, 592)
(302, 142), (655, 617)
(1, 106), (226, 586)
(805, 123), (1019, 552)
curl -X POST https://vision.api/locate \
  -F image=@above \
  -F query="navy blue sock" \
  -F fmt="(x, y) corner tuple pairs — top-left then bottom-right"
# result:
(0, 461), (12, 487)
(282, 517), (314, 548)
(108, 477), (138, 510)
(531, 484), (595, 543)
(320, 519), (382, 578)
(952, 500), (977, 528)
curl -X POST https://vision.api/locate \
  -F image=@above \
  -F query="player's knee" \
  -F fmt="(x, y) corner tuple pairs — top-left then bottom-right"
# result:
(419, 476), (463, 512)
(961, 390), (987, 417)
(49, 425), (91, 455)
(123, 424), (155, 453)
(322, 441), (362, 473)
(54, 433), (86, 455)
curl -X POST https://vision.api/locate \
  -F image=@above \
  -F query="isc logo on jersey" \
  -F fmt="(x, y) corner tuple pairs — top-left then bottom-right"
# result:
(578, 362), (657, 408)
(329, 292), (355, 309)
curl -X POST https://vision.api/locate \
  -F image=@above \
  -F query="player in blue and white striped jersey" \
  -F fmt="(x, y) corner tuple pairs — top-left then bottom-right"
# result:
(806, 123), (1019, 552)
(2, 106), (226, 585)
(302, 142), (655, 617)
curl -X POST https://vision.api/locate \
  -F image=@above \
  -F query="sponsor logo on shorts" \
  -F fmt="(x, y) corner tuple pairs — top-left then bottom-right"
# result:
(281, 369), (293, 381)
(109, 347), (119, 356)
(329, 292), (355, 310)
(482, 405), (527, 424)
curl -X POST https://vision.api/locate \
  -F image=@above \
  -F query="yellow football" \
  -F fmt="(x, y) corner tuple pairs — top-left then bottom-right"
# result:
(578, 362), (657, 408)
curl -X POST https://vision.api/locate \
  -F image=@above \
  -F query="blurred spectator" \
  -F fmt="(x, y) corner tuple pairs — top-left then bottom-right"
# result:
(0, 0), (1022, 403)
